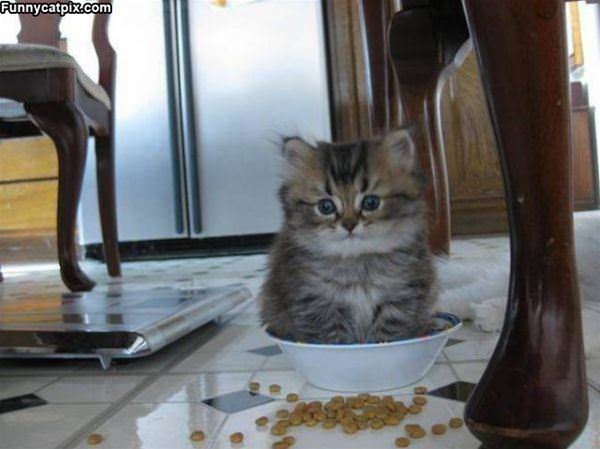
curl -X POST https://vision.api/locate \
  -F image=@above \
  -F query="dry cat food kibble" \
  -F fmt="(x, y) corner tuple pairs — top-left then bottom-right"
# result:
(253, 392), (463, 448)
(229, 432), (244, 443)
(271, 425), (287, 436)
(87, 434), (103, 445)
(283, 436), (296, 446)
(269, 384), (282, 394)
(412, 396), (427, 406)
(255, 416), (269, 426)
(407, 404), (422, 414)
(431, 423), (447, 435)
(408, 426), (426, 439)
(276, 409), (290, 419)
(449, 417), (464, 428)
(395, 437), (411, 447)
(249, 381), (260, 392)
(189, 430), (205, 442)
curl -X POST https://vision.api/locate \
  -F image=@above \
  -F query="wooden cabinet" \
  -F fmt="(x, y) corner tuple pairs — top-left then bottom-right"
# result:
(440, 52), (599, 235)
(0, 136), (57, 233)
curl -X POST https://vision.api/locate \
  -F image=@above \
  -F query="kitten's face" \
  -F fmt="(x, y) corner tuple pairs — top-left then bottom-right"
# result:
(279, 130), (426, 257)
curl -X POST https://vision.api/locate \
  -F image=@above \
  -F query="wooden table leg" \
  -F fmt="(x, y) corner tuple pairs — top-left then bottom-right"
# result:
(462, 1), (588, 448)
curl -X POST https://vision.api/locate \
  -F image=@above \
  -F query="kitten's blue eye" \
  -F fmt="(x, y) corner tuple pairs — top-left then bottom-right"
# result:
(362, 195), (381, 211)
(317, 199), (337, 215)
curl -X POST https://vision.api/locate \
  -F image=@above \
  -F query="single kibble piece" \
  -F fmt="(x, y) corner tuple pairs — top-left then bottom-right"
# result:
(384, 415), (402, 426)
(432, 424), (447, 435)
(322, 419), (337, 429)
(276, 409), (290, 419)
(412, 396), (427, 406)
(189, 430), (205, 442)
(370, 418), (385, 430)
(87, 434), (103, 445)
(229, 432), (244, 443)
(283, 436), (296, 446)
(255, 416), (269, 426)
(305, 418), (318, 427)
(449, 417), (464, 429)
(286, 393), (299, 403)
(272, 442), (288, 449)
(271, 425), (287, 436)
(408, 404), (422, 414)
(269, 384), (282, 394)
(277, 420), (291, 429)
(249, 381), (260, 392)
(413, 386), (428, 395)
(395, 437), (411, 448)
(409, 427), (426, 439)
(289, 413), (303, 426)
(404, 424), (420, 433)
(342, 423), (359, 434)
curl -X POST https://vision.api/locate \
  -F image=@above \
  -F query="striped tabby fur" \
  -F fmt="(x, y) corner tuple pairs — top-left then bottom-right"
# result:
(259, 129), (437, 343)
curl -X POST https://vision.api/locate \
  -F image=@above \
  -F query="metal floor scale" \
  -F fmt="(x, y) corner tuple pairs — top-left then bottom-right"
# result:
(0, 285), (251, 368)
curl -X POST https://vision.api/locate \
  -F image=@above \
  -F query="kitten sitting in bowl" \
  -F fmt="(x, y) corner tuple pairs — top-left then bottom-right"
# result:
(259, 129), (437, 344)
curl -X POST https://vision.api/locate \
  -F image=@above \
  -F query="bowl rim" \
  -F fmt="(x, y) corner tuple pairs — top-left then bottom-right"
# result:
(265, 312), (462, 349)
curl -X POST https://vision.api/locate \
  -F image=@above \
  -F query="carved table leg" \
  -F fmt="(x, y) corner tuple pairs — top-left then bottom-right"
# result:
(26, 102), (96, 292)
(462, 1), (588, 448)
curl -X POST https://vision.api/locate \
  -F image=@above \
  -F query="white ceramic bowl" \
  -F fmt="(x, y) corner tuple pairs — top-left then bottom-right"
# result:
(266, 313), (461, 392)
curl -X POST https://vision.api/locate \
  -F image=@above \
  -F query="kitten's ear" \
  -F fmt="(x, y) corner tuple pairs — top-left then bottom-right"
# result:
(380, 129), (416, 171)
(281, 137), (316, 172)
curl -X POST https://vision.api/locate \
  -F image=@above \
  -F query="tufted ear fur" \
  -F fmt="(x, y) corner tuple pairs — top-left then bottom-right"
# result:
(281, 137), (317, 175)
(380, 129), (416, 171)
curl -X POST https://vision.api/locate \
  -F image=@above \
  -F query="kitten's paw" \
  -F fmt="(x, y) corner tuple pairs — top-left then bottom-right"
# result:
(471, 297), (506, 332)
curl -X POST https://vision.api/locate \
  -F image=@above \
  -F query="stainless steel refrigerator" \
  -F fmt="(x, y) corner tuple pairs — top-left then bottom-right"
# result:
(77, 0), (332, 246)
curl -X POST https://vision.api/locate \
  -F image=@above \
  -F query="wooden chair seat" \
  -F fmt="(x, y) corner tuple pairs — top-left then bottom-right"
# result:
(0, 44), (111, 108)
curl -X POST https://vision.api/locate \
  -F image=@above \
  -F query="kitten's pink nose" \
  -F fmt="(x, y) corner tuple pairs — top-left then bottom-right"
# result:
(341, 218), (358, 233)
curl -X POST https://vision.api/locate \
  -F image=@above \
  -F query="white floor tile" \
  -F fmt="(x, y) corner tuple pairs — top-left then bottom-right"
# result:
(193, 325), (273, 353)
(588, 358), (600, 386)
(133, 372), (253, 403)
(0, 403), (107, 449)
(75, 351), (179, 374)
(70, 403), (226, 449)
(249, 370), (307, 399)
(170, 351), (266, 373)
(300, 364), (457, 399)
(0, 376), (57, 400)
(262, 353), (295, 371)
(444, 338), (499, 362)
(37, 375), (145, 403)
(572, 387), (600, 449)
(451, 362), (488, 384)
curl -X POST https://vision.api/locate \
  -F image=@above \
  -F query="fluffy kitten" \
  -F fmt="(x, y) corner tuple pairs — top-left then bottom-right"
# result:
(259, 129), (437, 344)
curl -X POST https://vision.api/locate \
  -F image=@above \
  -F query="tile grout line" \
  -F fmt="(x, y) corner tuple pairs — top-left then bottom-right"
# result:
(56, 339), (227, 449)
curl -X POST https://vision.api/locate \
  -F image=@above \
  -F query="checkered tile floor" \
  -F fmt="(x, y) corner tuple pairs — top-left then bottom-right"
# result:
(0, 247), (598, 449)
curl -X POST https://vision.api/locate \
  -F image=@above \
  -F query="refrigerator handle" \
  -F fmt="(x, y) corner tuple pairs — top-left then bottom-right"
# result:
(162, 0), (189, 235)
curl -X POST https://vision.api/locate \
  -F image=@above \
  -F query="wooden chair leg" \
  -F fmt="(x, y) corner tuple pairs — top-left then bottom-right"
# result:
(462, 1), (588, 448)
(388, 1), (468, 255)
(25, 102), (96, 292)
(95, 134), (121, 277)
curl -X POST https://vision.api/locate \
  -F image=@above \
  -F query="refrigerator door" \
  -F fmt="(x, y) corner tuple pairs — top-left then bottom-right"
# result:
(186, 0), (332, 238)
(78, 0), (187, 244)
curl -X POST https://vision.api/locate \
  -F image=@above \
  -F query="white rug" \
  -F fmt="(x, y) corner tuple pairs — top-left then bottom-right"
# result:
(436, 210), (600, 356)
